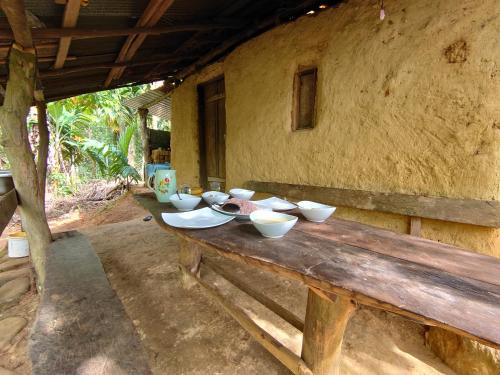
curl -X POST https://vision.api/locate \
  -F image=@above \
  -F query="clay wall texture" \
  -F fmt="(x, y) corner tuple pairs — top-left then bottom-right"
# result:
(170, 1), (500, 373)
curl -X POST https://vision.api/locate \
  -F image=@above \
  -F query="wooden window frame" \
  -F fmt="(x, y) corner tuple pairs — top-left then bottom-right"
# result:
(292, 66), (318, 131)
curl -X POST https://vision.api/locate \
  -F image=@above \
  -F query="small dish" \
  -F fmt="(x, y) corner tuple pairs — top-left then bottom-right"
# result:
(250, 210), (298, 238)
(202, 191), (230, 205)
(170, 193), (202, 211)
(253, 197), (296, 211)
(229, 188), (255, 200)
(162, 207), (234, 229)
(210, 203), (270, 221)
(297, 201), (336, 223)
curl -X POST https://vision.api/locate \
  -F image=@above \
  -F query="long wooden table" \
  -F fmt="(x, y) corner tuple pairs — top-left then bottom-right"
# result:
(135, 192), (500, 375)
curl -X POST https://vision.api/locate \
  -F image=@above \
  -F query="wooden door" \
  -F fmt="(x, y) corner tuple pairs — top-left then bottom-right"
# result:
(198, 77), (226, 189)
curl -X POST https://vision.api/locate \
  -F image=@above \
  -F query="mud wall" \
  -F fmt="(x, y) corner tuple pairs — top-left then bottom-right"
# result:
(170, 1), (500, 373)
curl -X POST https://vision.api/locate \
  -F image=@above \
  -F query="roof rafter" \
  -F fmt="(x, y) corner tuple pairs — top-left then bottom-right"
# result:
(144, 0), (253, 81)
(0, 0), (33, 48)
(53, 0), (81, 69)
(0, 23), (240, 41)
(104, 0), (174, 88)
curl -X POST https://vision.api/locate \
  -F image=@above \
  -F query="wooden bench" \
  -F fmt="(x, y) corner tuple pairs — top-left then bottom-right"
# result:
(135, 192), (500, 375)
(29, 231), (151, 375)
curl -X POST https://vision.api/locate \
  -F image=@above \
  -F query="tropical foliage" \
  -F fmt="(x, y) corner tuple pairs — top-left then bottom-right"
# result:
(0, 83), (170, 197)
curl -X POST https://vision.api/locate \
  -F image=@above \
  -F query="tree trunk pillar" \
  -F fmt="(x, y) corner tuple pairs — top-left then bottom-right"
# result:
(36, 100), (49, 204)
(0, 45), (52, 289)
(301, 288), (357, 375)
(138, 107), (150, 182)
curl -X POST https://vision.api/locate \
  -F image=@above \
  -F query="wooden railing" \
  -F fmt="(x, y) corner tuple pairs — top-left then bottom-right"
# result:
(0, 189), (18, 236)
(246, 181), (500, 228)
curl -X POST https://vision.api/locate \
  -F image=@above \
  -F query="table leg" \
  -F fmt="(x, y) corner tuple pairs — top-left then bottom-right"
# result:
(301, 288), (357, 375)
(178, 237), (202, 290)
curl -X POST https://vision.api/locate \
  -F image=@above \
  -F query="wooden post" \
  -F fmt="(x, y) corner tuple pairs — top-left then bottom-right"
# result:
(36, 100), (49, 204)
(178, 237), (201, 290)
(0, 46), (52, 289)
(301, 288), (357, 375)
(410, 216), (422, 237)
(138, 107), (150, 181)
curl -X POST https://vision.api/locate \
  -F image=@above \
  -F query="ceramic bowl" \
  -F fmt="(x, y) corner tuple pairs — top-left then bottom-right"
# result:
(170, 193), (202, 211)
(202, 191), (230, 205)
(229, 188), (255, 200)
(250, 210), (298, 238)
(297, 201), (336, 223)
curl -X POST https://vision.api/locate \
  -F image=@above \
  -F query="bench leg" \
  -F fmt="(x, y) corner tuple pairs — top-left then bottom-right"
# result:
(178, 237), (202, 290)
(301, 288), (357, 375)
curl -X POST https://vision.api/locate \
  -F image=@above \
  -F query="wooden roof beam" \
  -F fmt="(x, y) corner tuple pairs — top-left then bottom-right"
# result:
(0, 0), (33, 48)
(104, 0), (174, 88)
(0, 23), (240, 41)
(37, 54), (197, 78)
(173, 0), (328, 82)
(53, 0), (81, 69)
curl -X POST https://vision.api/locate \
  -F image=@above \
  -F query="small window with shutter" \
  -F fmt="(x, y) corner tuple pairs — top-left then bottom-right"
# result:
(292, 67), (317, 131)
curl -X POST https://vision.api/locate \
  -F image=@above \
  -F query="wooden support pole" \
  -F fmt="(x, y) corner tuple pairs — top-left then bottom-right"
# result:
(138, 108), (150, 181)
(301, 288), (357, 375)
(0, 45), (52, 289)
(410, 216), (422, 237)
(0, 1), (33, 48)
(178, 237), (202, 290)
(36, 101), (49, 204)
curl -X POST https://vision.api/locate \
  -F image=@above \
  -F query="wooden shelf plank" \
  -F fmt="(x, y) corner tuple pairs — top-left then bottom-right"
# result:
(246, 181), (500, 228)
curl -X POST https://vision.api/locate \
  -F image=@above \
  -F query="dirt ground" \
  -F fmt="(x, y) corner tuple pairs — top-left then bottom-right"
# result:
(2, 190), (456, 374)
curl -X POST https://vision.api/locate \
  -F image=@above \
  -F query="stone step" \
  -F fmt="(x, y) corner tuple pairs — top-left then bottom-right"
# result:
(0, 316), (26, 352)
(0, 277), (30, 306)
(0, 258), (29, 273)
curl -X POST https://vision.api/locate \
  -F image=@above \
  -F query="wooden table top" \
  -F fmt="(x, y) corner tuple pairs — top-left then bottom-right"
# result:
(134, 192), (500, 349)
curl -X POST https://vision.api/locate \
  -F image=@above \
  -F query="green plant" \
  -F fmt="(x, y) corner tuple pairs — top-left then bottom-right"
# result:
(82, 123), (141, 187)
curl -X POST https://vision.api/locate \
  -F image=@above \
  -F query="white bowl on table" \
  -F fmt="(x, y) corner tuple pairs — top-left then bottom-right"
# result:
(170, 193), (202, 211)
(250, 210), (298, 238)
(202, 191), (230, 205)
(229, 188), (255, 200)
(297, 201), (336, 223)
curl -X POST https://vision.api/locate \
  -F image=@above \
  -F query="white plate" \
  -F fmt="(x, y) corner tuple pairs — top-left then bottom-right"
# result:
(162, 207), (235, 229)
(253, 197), (297, 211)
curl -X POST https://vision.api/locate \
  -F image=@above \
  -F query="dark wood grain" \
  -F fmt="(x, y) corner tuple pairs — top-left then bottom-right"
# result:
(293, 215), (500, 287)
(134, 193), (500, 349)
(246, 181), (500, 228)
(0, 189), (17, 236)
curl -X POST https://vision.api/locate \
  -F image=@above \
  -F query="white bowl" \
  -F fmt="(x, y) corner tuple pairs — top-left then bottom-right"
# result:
(170, 193), (202, 211)
(202, 191), (230, 205)
(229, 188), (255, 200)
(297, 201), (336, 223)
(250, 210), (298, 238)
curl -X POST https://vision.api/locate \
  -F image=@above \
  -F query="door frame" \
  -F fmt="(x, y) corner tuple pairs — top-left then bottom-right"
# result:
(197, 75), (225, 190)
